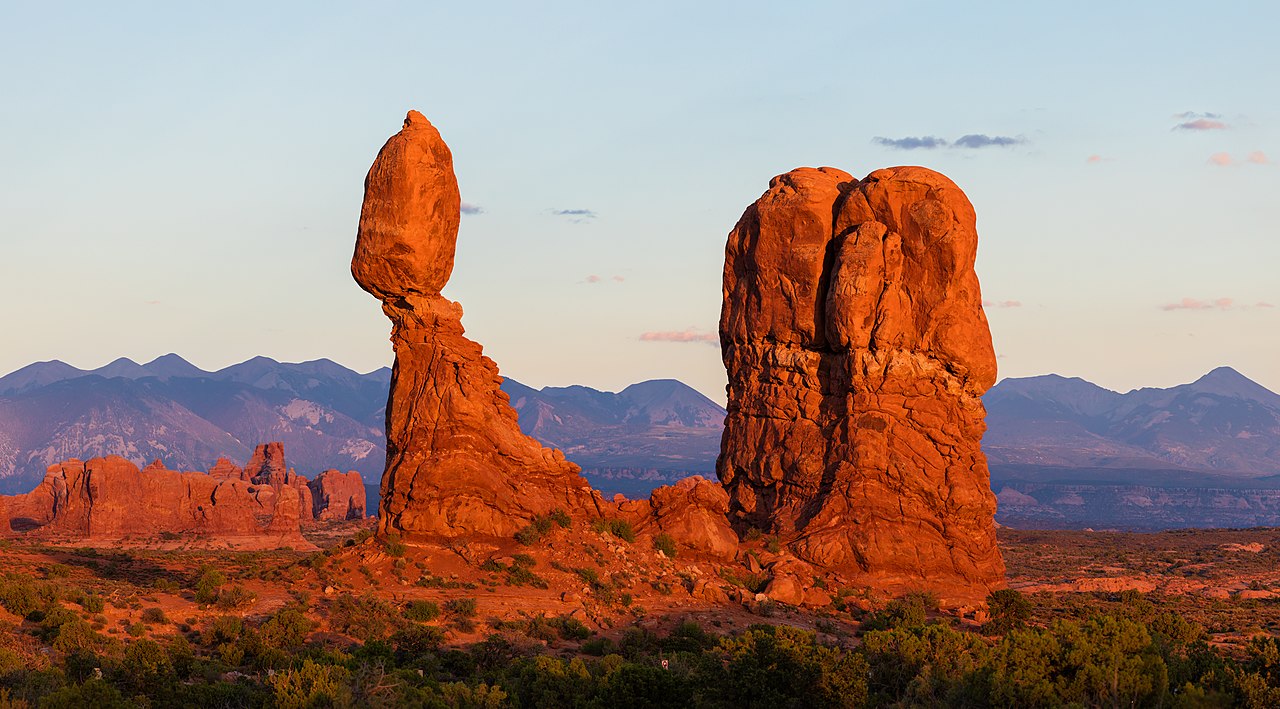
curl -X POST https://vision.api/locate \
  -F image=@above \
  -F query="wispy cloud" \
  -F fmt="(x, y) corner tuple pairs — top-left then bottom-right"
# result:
(872, 136), (948, 150)
(1208, 151), (1271, 167)
(1174, 118), (1228, 131)
(982, 299), (1023, 308)
(639, 329), (718, 345)
(461, 202), (484, 215)
(584, 274), (625, 285)
(954, 134), (1024, 149)
(553, 208), (597, 223)
(1157, 297), (1271, 311)
(1174, 111), (1222, 120)
(585, 275), (602, 284)
(873, 134), (1025, 150)
(611, 275), (625, 283)
(1086, 154), (1114, 164)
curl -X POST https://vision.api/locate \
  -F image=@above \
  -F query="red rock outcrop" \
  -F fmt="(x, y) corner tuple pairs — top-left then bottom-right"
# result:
(0, 456), (313, 549)
(620, 476), (737, 560)
(309, 469), (367, 521)
(246, 442), (314, 522)
(352, 111), (601, 541)
(718, 166), (1005, 602)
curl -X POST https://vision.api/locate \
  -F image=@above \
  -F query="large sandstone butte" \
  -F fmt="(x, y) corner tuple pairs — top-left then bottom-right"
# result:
(352, 111), (601, 541)
(719, 166), (1006, 601)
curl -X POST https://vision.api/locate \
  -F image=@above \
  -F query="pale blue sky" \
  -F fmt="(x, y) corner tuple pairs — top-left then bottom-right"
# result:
(2, 1), (1277, 402)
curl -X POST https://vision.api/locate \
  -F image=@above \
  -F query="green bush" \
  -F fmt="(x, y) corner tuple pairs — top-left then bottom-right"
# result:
(382, 532), (407, 558)
(984, 589), (1031, 635)
(268, 659), (352, 709)
(590, 518), (636, 543)
(652, 533), (678, 558)
(444, 597), (478, 619)
(404, 600), (440, 622)
(329, 592), (402, 643)
(193, 567), (226, 605)
(140, 607), (168, 625)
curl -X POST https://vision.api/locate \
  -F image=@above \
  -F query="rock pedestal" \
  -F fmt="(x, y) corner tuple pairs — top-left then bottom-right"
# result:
(352, 111), (600, 541)
(718, 166), (1006, 601)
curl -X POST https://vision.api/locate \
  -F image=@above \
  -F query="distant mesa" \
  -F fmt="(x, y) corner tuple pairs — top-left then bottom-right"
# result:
(0, 442), (365, 549)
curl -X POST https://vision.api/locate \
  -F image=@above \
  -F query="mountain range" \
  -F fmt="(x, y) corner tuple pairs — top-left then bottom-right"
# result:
(0, 355), (390, 494)
(4, 356), (1280, 528)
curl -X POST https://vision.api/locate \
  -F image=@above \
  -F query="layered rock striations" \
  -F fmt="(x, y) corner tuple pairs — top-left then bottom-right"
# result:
(352, 111), (600, 541)
(718, 166), (1005, 600)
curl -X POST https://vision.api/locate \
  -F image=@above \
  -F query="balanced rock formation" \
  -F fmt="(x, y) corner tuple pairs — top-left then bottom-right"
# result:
(309, 469), (367, 521)
(718, 166), (1005, 601)
(352, 111), (600, 541)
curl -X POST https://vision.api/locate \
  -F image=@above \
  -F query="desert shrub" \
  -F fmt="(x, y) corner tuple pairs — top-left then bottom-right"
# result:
(214, 585), (257, 610)
(712, 625), (868, 707)
(202, 616), (245, 647)
(557, 616), (591, 642)
(382, 532), (407, 558)
(581, 637), (615, 656)
(127, 622), (146, 637)
(984, 589), (1032, 635)
(0, 578), (50, 618)
(663, 620), (718, 653)
(591, 518), (636, 543)
(268, 659), (352, 709)
(444, 597), (478, 620)
(512, 553), (537, 568)
(862, 591), (938, 632)
(718, 569), (769, 594)
(259, 606), (313, 653)
(120, 638), (174, 692)
(515, 515), (558, 546)
(36, 678), (126, 708)
(547, 509), (571, 528)
(76, 592), (105, 614)
(140, 607), (168, 625)
(392, 624), (446, 661)
(862, 622), (988, 704)
(506, 565), (549, 589)
(193, 567), (225, 605)
(404, 599), (440, 622)
(439, 681), (508, 708)
(329, 592), (402, 643)
(652, 533), (678, 558)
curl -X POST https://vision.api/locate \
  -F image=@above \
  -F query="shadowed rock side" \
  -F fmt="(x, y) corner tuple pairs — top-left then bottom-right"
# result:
(718, 166), (1006, 601)
(352, 111), (601, 541)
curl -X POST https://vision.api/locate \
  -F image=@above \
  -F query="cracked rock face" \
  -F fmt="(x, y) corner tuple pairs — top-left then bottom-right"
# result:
(352, 111), (601, 541)
(718, 166), (1005, 601)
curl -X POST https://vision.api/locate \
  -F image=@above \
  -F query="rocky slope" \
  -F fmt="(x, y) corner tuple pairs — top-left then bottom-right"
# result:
(718, 166), (1006, 602)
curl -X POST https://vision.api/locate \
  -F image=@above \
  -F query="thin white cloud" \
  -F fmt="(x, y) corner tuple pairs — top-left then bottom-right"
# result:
(639, 329), (718, 346)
